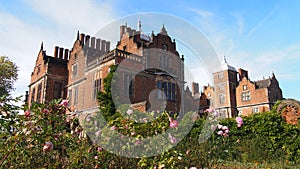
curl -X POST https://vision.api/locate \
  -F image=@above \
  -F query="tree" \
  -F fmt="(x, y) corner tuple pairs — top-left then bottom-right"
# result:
(0, 56), (18, 96)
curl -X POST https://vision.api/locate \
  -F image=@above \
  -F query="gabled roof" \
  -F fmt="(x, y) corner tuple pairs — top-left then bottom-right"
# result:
(255, 79), (271, 89)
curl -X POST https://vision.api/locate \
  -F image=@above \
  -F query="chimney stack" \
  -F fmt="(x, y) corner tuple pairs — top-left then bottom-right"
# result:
(59, 47), (64, 59)
(101, 40), (106, 51)
(96, 38), (101, 50)
(80, 33), (85, 41)
(91, 37), (96, 49)
(85, 35), (90, 47)
(238, 68), (248, 81)
(191, 82), (199, 96)
(120, 25), (126, 39)
(106, 41), (110, 52)
(54, 46), (59, 58)
(64, 49), (69, 60)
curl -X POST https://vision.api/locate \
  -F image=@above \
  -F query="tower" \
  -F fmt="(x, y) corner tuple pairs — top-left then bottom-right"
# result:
(213, 57), (238, 118)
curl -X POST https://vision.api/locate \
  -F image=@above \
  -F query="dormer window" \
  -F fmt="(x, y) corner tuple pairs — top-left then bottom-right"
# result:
(162, 44), (168, 52)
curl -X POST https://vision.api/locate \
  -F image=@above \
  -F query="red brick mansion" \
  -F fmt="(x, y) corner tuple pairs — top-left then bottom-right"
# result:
(26, 22), (283, 117)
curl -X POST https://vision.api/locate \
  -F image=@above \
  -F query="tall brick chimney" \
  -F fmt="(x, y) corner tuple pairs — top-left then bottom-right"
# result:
(106, 41), (110, 52)
(64, 49), (69, 60)
(101, 40), (106, 51)
(96, 38), (101, 50)
(192, 82), (199, 96)
(91, 37), (96, 48)
(80, 33), (85, 45)
(120, 25), (126, 39)
(85, 35), (90, 47)
(59, 47), (64, 59)
(54, 46), (59, 58)
(238, 68), (248, 81)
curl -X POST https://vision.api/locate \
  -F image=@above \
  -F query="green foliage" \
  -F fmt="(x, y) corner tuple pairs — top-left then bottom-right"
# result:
(0, 95), (22, 134)
(97, 65), (117, 119)
(0, 99), (99, 168)
(0, 56), (18, 95)
(1, 79), (299, 169)
(205, 108), (300, 167)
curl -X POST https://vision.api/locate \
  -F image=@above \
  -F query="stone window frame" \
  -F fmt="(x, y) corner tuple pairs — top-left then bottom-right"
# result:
(156, 80), (176, 101)
(218, 93), (225, 105)
(219, 83), (225, 90)
(93, 70), (102, 99)
(74, 86), (78, 105)
(54, 81), (63, 99)
(162, 44), (168, 52)
(72, 63), (78, 78)
(242, 91), (251, 101)
(31, 87), (36, 103)
(252, 106), (259, 113)
(36, 83), (42, 103)
(218, 72), (224, 79)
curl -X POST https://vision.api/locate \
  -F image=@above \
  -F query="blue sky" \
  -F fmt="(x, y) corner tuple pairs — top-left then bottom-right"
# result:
(0, 0), (300, 100)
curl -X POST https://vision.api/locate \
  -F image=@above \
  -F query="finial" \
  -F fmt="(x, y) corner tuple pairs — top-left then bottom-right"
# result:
(272, 71), (275, 77)
(77, 30), (79, 40)
(224, 56), (227, 63)
(138, 17), (141, 32)
(41, 41), (43, 50)
(160, 24), (168, 35)
(125, 22), (127, 27)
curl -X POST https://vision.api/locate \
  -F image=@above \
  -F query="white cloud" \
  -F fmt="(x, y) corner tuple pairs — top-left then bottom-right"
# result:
(24, 0), (116, 33)
(0, 12), (51, 99)
(189, 8), (213, 18)
(0, 0), (117, 99)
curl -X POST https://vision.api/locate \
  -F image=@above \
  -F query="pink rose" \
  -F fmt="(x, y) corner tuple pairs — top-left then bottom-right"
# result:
(217, 124), (223, 129)
(59, 100), (68, 108)
(224, 129), (229, 133)
(217, 130), (223, 135)
(236, 117), (243, 127)
(169, 118), (179, 128)
(97, 146), (102, 152)
(24, 110), (30, 117)
(126, 109), (133, 115)
(94, 155), (98, 159)
(236, 117), (243, 123)
(110, 125), (116, 131)
(143, 117), (148, 123)
(42, 109), (50, 114)
(205, 109), (214, 113)
(43, 142), (53, 152)
(168, 133), (177, 144)
(222, 126), (228, 131)
(190, 167), (197, 169)
(223, 133), (229, 137)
